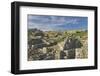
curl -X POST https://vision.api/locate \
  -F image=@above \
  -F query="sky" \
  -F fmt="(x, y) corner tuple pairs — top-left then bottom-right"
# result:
(28, 15), (88, 31)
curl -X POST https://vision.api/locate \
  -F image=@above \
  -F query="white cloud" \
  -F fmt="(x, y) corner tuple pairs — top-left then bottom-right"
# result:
(28, 15), (87, 31)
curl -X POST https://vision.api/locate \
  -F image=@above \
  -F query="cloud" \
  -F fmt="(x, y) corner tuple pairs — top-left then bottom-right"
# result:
(28, 15), (79, 24)
(28, 15), (87, 31)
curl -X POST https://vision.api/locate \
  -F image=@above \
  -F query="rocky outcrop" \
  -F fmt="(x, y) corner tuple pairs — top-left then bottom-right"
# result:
(28, 28), (88, 61)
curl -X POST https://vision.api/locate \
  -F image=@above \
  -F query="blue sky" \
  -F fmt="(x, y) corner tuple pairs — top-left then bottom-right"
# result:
(28, 15), (88, 31)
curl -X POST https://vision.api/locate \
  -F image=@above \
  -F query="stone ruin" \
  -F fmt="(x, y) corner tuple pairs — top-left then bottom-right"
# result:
(62, 35), (83, 59)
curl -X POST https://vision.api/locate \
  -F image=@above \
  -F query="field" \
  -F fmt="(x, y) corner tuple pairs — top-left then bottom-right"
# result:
(28, 28), (88, 61)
